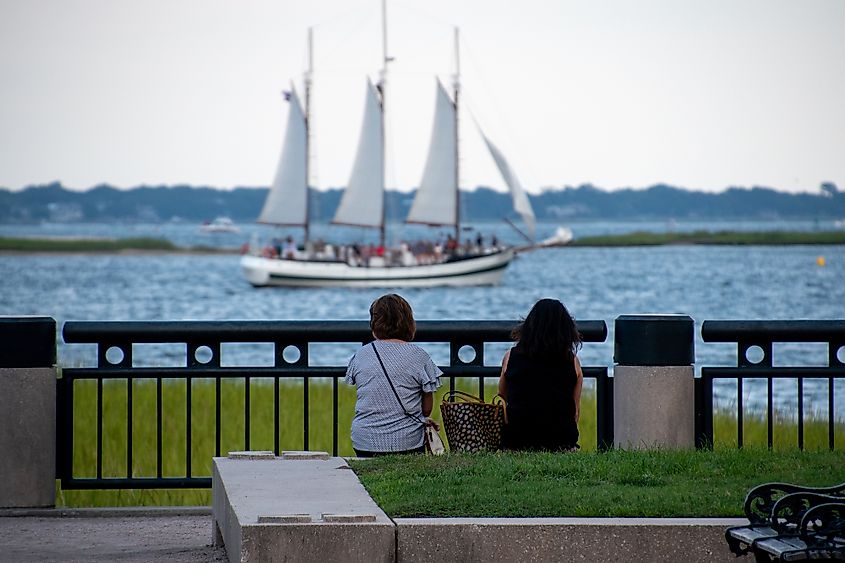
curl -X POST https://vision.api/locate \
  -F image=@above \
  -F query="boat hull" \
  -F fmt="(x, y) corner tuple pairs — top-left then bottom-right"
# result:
(241, 249), (514, 288)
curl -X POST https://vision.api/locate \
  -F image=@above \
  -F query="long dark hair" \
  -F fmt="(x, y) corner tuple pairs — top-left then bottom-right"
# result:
(512, 299), (581, 359)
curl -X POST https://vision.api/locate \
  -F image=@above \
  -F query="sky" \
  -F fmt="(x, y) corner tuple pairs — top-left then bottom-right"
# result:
(1, 0), (843, 194)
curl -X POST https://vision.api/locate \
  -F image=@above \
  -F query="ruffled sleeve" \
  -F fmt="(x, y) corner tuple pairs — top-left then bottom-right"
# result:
(344, 351), (358, 385)
(418, 350), (443, 393)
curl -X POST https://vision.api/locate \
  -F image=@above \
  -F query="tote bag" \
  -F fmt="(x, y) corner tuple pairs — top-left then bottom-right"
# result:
(441, 391), (506, 452)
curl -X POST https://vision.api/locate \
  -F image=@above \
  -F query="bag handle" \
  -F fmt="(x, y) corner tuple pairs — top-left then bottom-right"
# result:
(370, 342), (425, 426)
(442, 390), (506, 406)
(442, 390), (508, 424)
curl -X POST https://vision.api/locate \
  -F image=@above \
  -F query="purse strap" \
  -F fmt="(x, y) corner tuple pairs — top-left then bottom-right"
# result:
(370, 342), (424, 426)
(442, 389), (508, 424)
(442, 390), (506, 405)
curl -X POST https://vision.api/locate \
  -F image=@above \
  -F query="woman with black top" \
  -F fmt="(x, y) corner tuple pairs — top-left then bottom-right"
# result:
(498, 298), (583, 451)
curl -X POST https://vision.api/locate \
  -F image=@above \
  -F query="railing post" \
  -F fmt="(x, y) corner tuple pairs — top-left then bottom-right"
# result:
(613, 314), (695, 449)
(0, 316), (57, 508)
(694, 373), (714, 449)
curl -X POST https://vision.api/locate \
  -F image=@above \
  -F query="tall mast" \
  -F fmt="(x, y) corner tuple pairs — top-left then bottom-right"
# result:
(453, 27), (461, 242)
(378, 0), (389, 247)
(304, 27), (314, 244)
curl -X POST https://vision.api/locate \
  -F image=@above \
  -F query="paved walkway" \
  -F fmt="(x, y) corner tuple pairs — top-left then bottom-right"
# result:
(0, 508), (227, 563)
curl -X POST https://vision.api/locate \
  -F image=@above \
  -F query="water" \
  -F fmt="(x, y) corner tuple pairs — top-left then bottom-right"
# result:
(2, 218), (842, 249)
(2, 220), (844, 416)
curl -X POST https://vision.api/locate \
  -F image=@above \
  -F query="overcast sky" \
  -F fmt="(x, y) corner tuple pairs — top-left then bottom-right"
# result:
(1, 0), (843, 194)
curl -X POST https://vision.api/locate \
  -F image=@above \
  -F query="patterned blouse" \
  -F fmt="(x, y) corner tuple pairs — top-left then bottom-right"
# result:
(345, 340), (442, 452)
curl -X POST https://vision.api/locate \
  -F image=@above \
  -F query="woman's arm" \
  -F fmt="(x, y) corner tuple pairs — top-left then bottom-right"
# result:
(498, 349), (511, 400)
(573, 355), (584, 423)
(421, 391), (434, 417)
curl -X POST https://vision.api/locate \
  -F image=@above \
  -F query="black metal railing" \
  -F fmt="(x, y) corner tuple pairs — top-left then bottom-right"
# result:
(58, 319), (609, 490)
(699, 320), (845, 450)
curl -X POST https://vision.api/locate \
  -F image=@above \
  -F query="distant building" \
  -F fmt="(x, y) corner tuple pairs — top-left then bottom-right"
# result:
(135, 205), (161, 222)
(47, 202), (83, 222)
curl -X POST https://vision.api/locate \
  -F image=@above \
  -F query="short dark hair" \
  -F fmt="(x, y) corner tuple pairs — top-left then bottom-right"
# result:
(369, 294), (416, 341)
(512, 298), (581, 359)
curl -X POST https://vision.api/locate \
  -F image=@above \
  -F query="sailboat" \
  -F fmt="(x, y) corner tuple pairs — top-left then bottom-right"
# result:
(241, 5), (536, 288)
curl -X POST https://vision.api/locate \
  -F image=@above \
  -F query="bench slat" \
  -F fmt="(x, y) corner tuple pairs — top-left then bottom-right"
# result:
(730, 526), (779, 544)
(755, 536), (808, 556)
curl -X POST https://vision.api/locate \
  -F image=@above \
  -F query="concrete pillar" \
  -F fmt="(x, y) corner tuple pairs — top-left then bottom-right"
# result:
(613, 314), (695, 449)
(0, 316), (57, 508)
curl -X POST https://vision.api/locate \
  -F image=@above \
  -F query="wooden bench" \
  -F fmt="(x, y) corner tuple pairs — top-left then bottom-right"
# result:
(725, 482), (845, 560)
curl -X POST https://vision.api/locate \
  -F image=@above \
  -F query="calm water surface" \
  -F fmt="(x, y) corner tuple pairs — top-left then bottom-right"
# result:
(2, 221), (843, 415)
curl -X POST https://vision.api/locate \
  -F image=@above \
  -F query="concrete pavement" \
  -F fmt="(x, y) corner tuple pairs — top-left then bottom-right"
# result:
(0, 508), (226, 563)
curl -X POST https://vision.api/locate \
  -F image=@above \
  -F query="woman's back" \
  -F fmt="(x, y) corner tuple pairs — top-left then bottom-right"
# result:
(503, 348), (579, 451)
(346, 341), (441, 453)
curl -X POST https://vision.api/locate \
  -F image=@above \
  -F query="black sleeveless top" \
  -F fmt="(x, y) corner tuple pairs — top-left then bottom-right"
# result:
(502, 347), (579, 451)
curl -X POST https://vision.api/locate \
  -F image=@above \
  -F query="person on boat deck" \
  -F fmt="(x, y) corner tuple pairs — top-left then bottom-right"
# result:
(498, 298), (583, 452)
(282, 236), (297, 260)
(345, 294), (442, 457)
(445, 235), (458, 255)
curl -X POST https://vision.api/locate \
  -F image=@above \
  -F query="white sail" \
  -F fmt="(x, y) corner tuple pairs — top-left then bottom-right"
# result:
(333, 79), (384, 228)
(406, 80), (457, 226)
(480, 132), (536, 241)
(258, 87), (307, 226)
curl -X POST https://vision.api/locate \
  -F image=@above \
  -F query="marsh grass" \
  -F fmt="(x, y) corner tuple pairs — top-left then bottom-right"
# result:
(571, 230), (845, 246)
(0, 236), (178, 252)
(57, 379), (843, 509)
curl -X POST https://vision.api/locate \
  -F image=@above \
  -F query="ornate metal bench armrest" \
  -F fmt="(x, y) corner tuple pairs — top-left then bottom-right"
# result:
(799, 502), (845, 543)
(771, 493), (844, 532)
(744, 482), (845, 525)
(744, 483), (812, 524)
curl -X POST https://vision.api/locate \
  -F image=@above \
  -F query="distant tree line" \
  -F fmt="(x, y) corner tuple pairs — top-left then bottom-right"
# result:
(0, 181), (843, 224)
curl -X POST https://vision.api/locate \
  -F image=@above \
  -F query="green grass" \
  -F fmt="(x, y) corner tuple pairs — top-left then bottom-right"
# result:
(0, 236), (179, 252)
(570, 230), (845, 246)
(350, 448), (845, 517)
(57, 379), (844, 513)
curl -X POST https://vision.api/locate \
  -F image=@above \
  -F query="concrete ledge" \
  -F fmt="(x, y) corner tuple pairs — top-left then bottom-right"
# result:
(213, 454), (394, 563)
(395, 517), (752, 562)
(212, 454), (754, 562)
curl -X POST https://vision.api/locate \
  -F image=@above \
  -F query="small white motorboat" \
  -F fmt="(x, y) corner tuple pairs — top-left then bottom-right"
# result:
(201, 217), (240, 234)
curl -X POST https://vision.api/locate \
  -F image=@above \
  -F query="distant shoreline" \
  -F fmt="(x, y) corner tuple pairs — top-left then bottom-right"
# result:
(2, 230), (844, 254)
(0, 236), (239, 255)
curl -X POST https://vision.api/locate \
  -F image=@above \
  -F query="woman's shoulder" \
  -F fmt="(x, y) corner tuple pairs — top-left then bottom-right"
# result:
(404, 342), (434, 359)
(371, 340), (430, 358)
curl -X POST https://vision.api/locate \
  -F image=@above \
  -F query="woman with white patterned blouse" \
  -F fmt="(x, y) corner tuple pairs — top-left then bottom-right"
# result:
(345, 294), (442, 457)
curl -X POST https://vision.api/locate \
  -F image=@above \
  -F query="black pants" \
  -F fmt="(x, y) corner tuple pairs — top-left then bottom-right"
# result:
(353, 445), (425, 458)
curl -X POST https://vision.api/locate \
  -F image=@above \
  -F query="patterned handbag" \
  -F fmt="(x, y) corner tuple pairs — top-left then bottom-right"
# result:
(441, 391), (506, 452)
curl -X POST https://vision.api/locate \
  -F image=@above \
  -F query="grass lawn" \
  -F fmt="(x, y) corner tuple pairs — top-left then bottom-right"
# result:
(350, 448), (845, 518)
